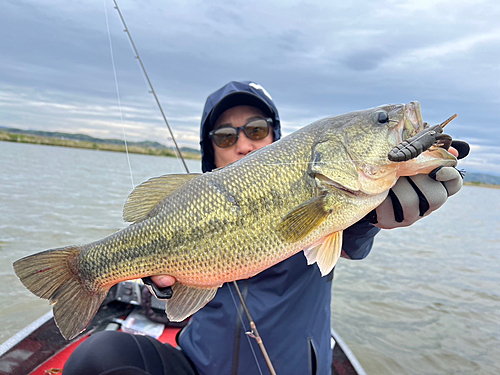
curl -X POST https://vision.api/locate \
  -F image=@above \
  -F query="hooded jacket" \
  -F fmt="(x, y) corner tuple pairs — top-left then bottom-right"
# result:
(178, 81), (379, 375)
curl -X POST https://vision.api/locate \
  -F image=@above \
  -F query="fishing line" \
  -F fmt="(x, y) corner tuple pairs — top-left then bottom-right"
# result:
(112, 0), (190, 174)
(246, 159), (392, 166)
(226, 154), (439, 167)
(228, 282), (265, 375)
(102, 0), (135, 189)
(108, 3), (276, 373)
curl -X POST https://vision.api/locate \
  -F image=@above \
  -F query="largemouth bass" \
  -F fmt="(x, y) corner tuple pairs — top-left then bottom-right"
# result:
(13, 102), (457, 340)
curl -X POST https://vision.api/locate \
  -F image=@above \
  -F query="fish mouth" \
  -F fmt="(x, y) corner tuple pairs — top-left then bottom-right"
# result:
(392, 101), (426, 144)
(315, 174), (362, 197)
(406, 101), (424, 130)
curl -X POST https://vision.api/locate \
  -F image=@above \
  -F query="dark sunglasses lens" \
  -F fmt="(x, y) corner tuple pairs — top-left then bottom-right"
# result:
(212, 128), (238, 148)
(244, 120), (269, 140)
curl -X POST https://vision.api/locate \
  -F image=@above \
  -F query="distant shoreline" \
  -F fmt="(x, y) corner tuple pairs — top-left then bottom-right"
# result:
(463, 181), (500, 189)
(0, 130), (201, 160)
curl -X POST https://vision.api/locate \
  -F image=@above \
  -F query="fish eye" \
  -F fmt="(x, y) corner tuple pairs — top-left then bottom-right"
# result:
(373, 111), (389, 124)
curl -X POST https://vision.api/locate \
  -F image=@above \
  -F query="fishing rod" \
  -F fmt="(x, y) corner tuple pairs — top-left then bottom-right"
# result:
(112, 0), (190, 174)
(111, 2), (276, 374)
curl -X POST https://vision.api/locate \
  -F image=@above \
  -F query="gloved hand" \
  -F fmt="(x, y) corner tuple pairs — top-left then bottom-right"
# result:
(369, 166), (464, 229)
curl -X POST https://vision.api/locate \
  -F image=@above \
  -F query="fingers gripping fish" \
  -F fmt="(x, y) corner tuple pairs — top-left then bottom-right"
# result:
(13, 102), (458, 340)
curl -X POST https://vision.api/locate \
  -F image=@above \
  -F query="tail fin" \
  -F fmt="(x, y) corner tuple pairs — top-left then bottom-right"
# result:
(13, 246), (108, 340)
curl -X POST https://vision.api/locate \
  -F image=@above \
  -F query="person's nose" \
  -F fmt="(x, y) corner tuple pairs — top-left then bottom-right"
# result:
(234, 130), (256, 156)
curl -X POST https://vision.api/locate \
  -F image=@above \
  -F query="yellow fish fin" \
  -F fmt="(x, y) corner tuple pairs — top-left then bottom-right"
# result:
(310, 140), (360, 192)
(277, 195), (330, 242)
(123, 173), (201, 223)
(13, 246), (109, 340)
(165, 283), (219, 322)
(303, 231), (343, 276)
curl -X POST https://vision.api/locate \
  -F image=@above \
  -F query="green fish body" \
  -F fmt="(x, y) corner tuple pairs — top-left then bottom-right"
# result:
(13, 102), (457, 339)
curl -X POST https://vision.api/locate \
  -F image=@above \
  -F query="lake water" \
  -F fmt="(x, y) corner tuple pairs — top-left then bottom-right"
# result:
(1, 141), (499, 374)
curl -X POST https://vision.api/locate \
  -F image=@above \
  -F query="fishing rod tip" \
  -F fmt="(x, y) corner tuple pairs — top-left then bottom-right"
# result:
(440, 114), (458, 128)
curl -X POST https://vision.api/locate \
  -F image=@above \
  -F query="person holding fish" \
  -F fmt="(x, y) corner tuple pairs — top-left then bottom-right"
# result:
(61, 81), (468, 375)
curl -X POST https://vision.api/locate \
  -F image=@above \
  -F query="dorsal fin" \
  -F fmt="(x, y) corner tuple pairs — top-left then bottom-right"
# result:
(123, 173), (200, 223)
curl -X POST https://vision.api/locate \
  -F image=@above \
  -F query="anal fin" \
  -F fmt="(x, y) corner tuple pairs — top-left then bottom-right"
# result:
(165, 283), (219, 322)
(303, 231), (343, 276)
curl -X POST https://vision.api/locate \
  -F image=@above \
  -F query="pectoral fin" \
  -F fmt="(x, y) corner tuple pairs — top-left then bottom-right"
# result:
(123, 173), (200, 223)
(165, 283), (219, 322)
(303, 231), (343, 276)
(277, 195), (331, 242)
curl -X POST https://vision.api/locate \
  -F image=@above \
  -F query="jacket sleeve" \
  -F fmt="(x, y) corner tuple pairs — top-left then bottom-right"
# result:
(342, 218), (380, 260)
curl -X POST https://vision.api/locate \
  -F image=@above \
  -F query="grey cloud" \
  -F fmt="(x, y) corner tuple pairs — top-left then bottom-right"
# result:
(340, 49), (388, 71)
(1, 0), (499, 175)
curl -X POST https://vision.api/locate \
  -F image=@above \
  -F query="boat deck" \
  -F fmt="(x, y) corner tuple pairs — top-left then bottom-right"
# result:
(0, 282), (366, 375)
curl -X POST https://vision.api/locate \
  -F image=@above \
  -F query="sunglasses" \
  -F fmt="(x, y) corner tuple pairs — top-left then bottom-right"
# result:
(209, 118), (273, 148)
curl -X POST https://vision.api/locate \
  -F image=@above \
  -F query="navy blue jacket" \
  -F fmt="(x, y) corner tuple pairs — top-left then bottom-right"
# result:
(178, 219), (379, 375)
(183, 81), (380, 374)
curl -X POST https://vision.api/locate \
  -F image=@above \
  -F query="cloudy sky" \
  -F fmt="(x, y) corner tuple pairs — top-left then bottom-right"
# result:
(1, 0), (499, 175)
